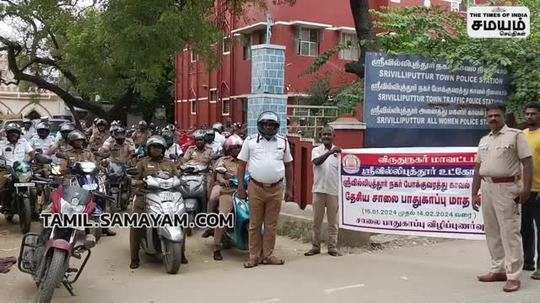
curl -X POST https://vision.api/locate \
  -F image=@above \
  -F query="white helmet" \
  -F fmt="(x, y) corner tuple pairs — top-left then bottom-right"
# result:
(224, 134), (243, 151)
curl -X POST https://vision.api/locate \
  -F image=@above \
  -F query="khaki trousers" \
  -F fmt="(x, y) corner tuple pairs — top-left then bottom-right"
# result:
(312, 193), (339, 250)
(129, 196), (145, 261)
(247, 182), (283, 262)
(481, 180), (523, 280)
(213, 194), (234, 249)
(207, 184), (222, 214)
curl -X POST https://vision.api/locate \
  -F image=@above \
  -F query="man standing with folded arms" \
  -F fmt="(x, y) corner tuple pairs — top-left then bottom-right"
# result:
(471, 103), (533, 292)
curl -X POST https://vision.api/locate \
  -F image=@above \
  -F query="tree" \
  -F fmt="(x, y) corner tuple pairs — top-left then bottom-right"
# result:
(0, 0), (275, 123)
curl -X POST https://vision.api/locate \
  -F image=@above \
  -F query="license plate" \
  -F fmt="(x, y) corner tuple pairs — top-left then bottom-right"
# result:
(14, 182), (35, 187)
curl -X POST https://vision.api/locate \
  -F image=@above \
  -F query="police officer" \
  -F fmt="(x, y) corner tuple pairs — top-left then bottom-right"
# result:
(162, 129), (183, 162)
(60, 130), (96, 173)
(29, 122), (55, 155)
(131, 121), (152, 148)
(0, 123), (34, 212)
(212, 134), (243, 260)
(99, 127), (136, 164)
(213, 122), (226, 147)
(472, 103), (533, 292)
(49, 122), (75, 153)
(205, 129), (223, 158)
(89, 119), (109, 152)
(129, 135), (187, 269)
(182, 130), (213, 166)
(237, 111), (293, 268)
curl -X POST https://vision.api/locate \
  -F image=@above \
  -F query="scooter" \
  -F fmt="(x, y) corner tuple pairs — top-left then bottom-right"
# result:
(215, 167), (251, 250)
(105, 161), (131, 212)
(179, 164), (208, 236)
(1, 159), (38, 234)
(18, 185), (97, 303)
(139, 172), (186, 274)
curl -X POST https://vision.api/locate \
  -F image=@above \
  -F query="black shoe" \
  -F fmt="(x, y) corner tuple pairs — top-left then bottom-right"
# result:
(130, 259), (140, 269)
(181, 255), (189, 264)
(213, 250), (223, 261)
(304, 248), (320, 256)
(103, 229), (117, 236)
(201, 229), (214, 238)
(328, 250), (341, 257)
(524, 264), (536, 271)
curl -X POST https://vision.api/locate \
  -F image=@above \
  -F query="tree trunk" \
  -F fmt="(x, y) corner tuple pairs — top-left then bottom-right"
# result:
(346, 0), (374, 78)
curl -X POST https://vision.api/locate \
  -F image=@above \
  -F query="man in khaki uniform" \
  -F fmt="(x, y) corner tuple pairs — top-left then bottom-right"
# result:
(182, 130), (213, 166)
(131, 121), (152, 148)
(472, 103), (533, 292)
(211, 134), (244, 260)
(98, 127), (136, 164)
(129, 135), (186, 269)
(88, 119), (109, 152)
(237, 111), (293, 268)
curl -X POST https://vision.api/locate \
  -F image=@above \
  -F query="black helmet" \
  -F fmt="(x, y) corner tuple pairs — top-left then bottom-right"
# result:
(192, 129), (206, 140)
(5, 123), (21, 134)
(96, 119), (108, 126)
(146, 135), (166, 152)
(212, 122), (224, 133)
(204, 129), (215, 143)
(112, 127), (126, 139)
(257, 111), (280, 137)
(67, 130), (86, 142)
(60, 122), (75, 133)
(162, 130), (174, 147)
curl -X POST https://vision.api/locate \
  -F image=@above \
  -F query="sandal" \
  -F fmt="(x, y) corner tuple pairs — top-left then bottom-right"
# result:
(261, 256), (285, 265)
(243, 259), (259, 268)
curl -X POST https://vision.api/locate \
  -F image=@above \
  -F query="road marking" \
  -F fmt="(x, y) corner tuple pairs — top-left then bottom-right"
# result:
(324, 283), (365, 294)
(248, 298), (281, 303)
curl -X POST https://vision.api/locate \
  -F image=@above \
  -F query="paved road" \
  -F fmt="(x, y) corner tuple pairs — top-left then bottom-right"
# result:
(1, 219), (539, 303)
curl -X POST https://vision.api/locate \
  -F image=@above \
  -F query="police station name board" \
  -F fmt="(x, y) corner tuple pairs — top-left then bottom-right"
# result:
(364, 52), (509, 130)
(339, 147), (485, 240)
(467, 6), (530, 39)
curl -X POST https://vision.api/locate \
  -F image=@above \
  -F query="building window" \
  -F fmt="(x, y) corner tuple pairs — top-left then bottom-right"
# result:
(222, 98), (231, 116)
(339, 33), (360, 61)
(209, 89), (218, 102)
(190, 50), (198, 63)
(296, 27), (319, 57)
(222, 36), (231, 54)
(190, 99), (197, 114)
(242, 34), (251, 60)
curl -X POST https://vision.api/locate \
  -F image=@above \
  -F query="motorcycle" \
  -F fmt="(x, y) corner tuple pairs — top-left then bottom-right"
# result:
(18, 185), (97, 303)
(215, 167), (251, 250)
(179, 164), (208, 236)
(1, 159), (38, 234)
(139, 172), (186, 274)
(105, 161), (131, 212)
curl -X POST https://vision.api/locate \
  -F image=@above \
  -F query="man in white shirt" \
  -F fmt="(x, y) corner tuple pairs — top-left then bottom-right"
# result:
(29, 122), (55, 154)
(305, 126), (341, 257)
(213, 122), (227, 146)
(0, 123), (34, 210)
(237, 111), (293, 268)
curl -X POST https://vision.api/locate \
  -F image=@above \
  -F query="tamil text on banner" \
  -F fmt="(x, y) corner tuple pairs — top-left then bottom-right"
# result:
(339, 147), (485, 240)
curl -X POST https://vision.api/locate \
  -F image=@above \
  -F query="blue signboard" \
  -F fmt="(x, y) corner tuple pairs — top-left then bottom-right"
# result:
(364, 52), (509, 147)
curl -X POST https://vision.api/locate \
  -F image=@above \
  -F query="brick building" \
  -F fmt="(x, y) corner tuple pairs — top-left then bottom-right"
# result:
(174, 0), (465, 129)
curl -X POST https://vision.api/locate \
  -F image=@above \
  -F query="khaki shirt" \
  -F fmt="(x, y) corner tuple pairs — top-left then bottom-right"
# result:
(89, 130), (110, 151)
(99, 137), (135, 164)
(135, 157), (178, 180)
(132, 130), (152, 147)
(182, 146), (213, 166)
(65, 149), (96, 168)
(214, 156), (240, 195)
(477, 125), (532, 177)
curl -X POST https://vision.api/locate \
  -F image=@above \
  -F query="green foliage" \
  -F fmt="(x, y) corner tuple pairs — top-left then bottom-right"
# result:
(334, 81), (363, 115)
(372, 2), (539, 111)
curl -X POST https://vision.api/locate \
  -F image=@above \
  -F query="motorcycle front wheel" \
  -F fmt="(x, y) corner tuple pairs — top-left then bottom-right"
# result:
(36, 249), (67, 303)
(162, 240), (182, 274)
(19, 197), (32, 234)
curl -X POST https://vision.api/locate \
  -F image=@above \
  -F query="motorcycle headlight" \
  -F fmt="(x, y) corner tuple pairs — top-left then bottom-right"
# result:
(60, 198), (85, 216)
(16, 171), (32, 183)
(185, 200), (197, 211)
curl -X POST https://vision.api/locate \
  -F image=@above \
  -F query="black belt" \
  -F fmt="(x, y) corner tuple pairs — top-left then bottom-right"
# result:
(251, 178), (283, 188)
(483, 176), (518, 183)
